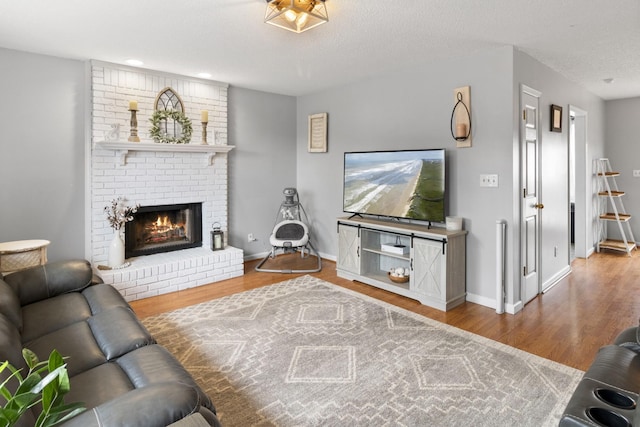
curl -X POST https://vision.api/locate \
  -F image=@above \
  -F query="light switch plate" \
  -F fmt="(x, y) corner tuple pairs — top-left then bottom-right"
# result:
(480, 174), (499, 187)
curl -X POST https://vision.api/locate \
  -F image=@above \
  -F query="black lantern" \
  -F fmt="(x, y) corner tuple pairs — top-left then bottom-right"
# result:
(211, 222), (224, 251)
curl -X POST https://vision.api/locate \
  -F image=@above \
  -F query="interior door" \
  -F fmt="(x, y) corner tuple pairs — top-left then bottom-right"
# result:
(521, 86), (542, 305)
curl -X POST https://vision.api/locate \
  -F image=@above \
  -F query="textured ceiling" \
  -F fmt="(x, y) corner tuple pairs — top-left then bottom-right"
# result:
(1, 0), (639, 99)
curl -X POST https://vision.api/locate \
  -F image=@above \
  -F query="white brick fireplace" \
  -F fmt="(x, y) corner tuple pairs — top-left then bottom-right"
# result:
(88, 61), (243, 301)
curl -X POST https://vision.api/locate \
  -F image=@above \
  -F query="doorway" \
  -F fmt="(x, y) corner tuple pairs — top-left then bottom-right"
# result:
(569, 105), (588, 259)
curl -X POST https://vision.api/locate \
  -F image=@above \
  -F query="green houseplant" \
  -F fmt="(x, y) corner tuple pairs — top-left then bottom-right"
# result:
(0, 349), (85, 427)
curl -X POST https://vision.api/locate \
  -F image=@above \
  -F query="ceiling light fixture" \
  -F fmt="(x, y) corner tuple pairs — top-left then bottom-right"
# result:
(264, 0), (328, 34)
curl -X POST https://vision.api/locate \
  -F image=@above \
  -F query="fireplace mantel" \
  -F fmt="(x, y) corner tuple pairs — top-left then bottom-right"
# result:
(95, 141), (235, 166)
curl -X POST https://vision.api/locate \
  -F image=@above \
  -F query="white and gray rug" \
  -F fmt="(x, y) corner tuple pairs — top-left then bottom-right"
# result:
(142, 275), (583, 426)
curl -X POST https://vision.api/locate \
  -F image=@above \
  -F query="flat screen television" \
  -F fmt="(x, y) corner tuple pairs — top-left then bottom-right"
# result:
(343, 148), (445, 223)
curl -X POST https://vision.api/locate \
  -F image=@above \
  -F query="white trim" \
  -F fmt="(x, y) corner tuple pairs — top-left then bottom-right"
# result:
(94, 141), (234, 166)
(464, 292), (495, 309)
(507, 300), (523, 315)
(542, 266), (571, 293)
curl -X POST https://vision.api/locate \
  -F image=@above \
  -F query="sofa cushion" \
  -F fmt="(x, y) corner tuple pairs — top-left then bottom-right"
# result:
(61, 383), (214, 427)
(21, 293), (92, 343)
(66, 362), (135, 410)
(614, 324), (640, 354)
(583, 344), (640, 393)
(87, 306), (155, 360)
(82, 283), (131, 315)
(116, 345), (215, 413)
(4, 259), (94, 305)
(0, 314), (26, 370)
(0, 278), (22, 330)
(23, 320), (107, 377)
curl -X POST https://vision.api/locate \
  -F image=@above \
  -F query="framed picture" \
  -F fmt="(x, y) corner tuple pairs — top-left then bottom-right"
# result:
(308, 113), (328, 153)
(550, 104), (563, 132)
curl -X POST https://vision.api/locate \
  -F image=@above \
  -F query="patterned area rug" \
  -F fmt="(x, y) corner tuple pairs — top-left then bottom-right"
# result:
(142, 275), (582, 426)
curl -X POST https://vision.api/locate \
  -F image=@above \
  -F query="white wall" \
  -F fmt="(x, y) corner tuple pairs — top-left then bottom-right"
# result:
(604, 97), (640, 243)
(0, 48), (86, 262)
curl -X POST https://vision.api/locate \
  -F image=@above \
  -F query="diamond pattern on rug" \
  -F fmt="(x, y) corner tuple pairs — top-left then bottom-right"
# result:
(286, 346), (356, 383)
(409, 354), (483, 390)
(385, 307), (439, 330)
(181, 341), (246, 372)
(297, 303), (344, 324)
(143, 275), (583, 427)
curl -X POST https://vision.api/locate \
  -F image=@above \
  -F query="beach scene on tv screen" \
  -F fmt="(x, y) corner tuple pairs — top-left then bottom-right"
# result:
(344, 150), (445, 222)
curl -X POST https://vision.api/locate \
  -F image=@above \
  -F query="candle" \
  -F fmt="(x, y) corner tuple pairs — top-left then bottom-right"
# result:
(455, 123), (467, 138)
(201, 110), (209, 123)
(129, 100), (138, 111)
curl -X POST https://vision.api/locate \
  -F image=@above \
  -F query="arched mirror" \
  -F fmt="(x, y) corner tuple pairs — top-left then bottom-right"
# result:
(150, 87), (192, 144)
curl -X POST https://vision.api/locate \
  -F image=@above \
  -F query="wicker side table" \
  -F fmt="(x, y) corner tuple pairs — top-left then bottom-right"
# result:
(0, 239), (50, 274)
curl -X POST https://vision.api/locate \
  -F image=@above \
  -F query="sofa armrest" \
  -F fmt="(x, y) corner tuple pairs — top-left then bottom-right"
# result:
(4, 259), (96, 306)
(58, 383), (218, 427)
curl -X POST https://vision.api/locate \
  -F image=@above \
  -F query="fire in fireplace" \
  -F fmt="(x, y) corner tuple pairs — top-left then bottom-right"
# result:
(125, 203), (202, 258)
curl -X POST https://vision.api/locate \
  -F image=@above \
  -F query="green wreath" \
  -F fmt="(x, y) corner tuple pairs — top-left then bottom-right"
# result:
(149, 110), (193, 144)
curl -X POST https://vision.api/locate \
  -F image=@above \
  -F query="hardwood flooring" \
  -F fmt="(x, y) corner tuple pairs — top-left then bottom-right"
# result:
(130, 250), (640, 371)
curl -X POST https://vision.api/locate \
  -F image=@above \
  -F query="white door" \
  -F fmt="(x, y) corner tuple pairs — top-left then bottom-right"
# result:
(521, 86), (543, 304)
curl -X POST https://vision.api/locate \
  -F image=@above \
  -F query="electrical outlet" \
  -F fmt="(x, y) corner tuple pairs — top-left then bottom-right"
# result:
(480, 174), (499, 187)
(248, 233), (256, 242)
(633, 170), (640, 177)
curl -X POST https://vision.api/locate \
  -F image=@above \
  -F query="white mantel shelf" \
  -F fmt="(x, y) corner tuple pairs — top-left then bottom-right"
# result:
(95, 141), (235, 166)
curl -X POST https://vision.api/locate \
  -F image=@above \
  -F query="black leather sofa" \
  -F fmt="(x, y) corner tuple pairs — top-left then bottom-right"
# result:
(0, 259), (220, 427)
(559, 323), (640, 426)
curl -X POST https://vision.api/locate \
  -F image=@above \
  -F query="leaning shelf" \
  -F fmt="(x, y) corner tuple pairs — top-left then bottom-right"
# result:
(599, 213), (632, 222)
(595, 158), (636, 256)
(598, 239), (636, 253)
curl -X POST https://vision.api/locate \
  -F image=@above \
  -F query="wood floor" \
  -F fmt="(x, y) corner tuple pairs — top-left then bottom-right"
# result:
(130, 250), (640, 371)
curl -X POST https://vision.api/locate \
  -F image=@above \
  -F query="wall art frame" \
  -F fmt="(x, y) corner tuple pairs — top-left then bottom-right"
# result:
(308, 112), (328, 153)
(550, 104), (563, 132)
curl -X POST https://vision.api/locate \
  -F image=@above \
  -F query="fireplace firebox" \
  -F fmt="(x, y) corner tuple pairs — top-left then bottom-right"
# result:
(125, 203), (202, 258)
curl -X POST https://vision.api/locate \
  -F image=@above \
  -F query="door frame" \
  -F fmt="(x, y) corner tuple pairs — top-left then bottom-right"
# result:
(569, 105), (589, 259)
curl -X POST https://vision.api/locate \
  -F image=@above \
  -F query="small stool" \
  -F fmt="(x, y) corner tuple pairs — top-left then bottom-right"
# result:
(0, 240), (50, 274)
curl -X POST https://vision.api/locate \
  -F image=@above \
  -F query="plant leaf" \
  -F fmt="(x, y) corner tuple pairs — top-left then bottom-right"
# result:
(22, 348), (39, 370)
(37, 404), (85, 427)
(30, 366), (66, 395)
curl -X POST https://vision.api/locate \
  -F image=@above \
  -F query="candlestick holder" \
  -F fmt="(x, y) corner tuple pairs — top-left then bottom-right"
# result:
(128, 109), (140, 142)
(201, 122), (208, 145)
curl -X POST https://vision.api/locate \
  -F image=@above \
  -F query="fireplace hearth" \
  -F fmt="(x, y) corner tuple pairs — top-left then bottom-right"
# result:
(125, 203), (202, 258)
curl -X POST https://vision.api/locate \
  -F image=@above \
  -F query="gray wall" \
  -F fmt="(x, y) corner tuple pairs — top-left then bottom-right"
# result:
(0, 48), (86, 262)
(228, 87), (297, 257)
(513, 50), (606, 290)
(0, 45), (610, 309)
(295, 46), (517, 307)
(295, 46), (607, 310)
(604, 97), (640, 243)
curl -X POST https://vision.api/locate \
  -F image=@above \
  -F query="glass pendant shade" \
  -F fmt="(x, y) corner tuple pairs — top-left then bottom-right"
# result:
(265, 0), (328, 33)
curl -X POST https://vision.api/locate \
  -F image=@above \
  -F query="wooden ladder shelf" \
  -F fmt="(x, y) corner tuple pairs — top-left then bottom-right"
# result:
(595, 158), (636, 256)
